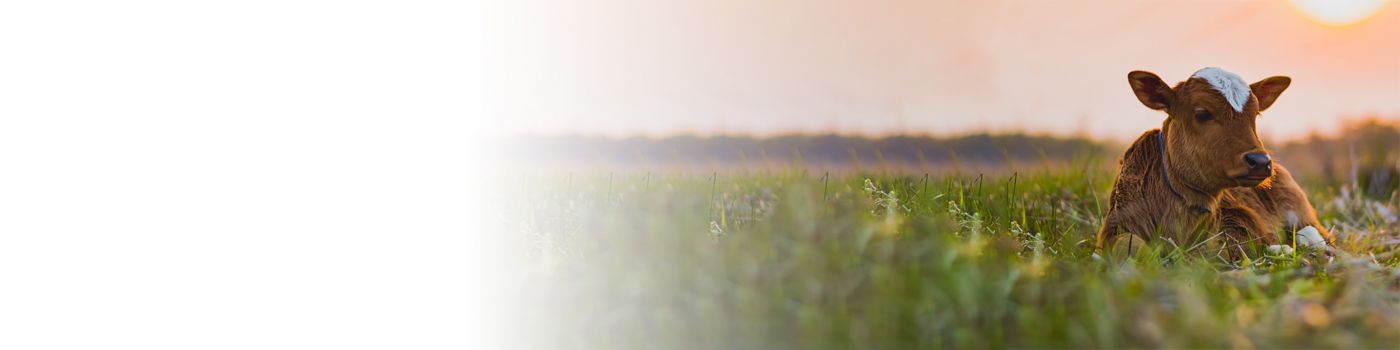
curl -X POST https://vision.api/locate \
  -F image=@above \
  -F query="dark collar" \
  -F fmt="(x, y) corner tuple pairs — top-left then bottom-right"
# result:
(1157, 130), (1211, 215)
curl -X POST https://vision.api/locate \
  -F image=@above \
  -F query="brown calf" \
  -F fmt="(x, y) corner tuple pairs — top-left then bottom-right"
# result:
(1097, 67), (1333, 259)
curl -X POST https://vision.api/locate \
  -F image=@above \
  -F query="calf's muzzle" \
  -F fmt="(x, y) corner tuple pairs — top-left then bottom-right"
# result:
(1243, 152), (1271, 171)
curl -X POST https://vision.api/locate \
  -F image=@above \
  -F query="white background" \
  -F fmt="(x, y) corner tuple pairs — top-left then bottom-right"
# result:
(0, 1), (501, 348)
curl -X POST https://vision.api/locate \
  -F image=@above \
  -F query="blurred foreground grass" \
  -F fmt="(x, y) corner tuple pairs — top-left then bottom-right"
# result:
(506, 167), (1400, 349)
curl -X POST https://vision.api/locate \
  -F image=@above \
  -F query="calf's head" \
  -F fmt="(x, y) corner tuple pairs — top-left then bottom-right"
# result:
(1127, 67), (1291, 190)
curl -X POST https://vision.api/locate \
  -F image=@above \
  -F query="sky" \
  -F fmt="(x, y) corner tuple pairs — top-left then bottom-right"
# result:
(488, 0), (1400, 142)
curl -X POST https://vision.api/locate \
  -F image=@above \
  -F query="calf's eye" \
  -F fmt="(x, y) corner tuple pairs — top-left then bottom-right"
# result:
(1194, 109), (1214, 122)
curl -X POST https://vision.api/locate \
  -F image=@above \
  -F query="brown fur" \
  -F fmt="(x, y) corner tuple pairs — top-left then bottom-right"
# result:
(1097, 69), (1332, 259)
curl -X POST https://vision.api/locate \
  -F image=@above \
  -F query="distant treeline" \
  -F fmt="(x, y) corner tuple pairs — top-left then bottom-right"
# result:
(512, 133), (1114, 170)
(506, 121), (1400, 195)
(1274, 119), (1400, 197)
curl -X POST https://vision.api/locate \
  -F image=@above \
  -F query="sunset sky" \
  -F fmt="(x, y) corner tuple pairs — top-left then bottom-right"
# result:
(488, 0), (1400, 142)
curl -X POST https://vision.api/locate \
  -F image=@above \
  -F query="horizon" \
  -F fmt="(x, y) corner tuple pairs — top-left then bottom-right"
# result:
(507, 114), (1400, 143)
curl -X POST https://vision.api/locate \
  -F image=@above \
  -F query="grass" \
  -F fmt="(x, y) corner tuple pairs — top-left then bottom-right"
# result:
(508, 168), (1400, 349)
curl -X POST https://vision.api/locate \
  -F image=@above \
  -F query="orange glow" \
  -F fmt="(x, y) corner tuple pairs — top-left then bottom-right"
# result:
(489, 0), (1400, 142)
(1290, 0), (1386, 26)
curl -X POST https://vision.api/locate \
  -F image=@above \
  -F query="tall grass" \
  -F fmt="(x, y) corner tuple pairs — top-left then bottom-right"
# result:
(507, 169), (1400, 349)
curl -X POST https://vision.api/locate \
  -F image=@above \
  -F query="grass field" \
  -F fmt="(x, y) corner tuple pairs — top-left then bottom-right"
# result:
(507, 164), (1400, 348)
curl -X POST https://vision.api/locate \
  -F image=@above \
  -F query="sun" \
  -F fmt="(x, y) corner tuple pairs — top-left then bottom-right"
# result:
(1290, 0), (1387, 26)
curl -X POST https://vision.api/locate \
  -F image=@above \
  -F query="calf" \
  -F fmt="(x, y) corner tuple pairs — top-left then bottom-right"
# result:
(1097, 67), (1332, 258)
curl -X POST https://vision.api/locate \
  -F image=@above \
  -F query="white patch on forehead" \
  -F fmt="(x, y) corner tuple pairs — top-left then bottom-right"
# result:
(1190, 67), (1251, 112)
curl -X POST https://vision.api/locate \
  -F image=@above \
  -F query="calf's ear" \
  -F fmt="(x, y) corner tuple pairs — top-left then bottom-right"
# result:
(1128, 71), (1173, 111)
(1250, 76), (1290, 111)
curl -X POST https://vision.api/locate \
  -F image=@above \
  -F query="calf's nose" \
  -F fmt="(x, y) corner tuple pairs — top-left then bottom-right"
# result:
(1243, 152), (1272, 170)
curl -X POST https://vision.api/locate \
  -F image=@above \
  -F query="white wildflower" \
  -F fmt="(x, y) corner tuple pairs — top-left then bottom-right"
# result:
(1295, 226), (1327, 250)
(1266, 244), (1294, 256)
(709, 220), (725, 238)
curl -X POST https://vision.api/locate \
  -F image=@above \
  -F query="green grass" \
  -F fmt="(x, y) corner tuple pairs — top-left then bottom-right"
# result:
(509, 169), (1400, 349)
